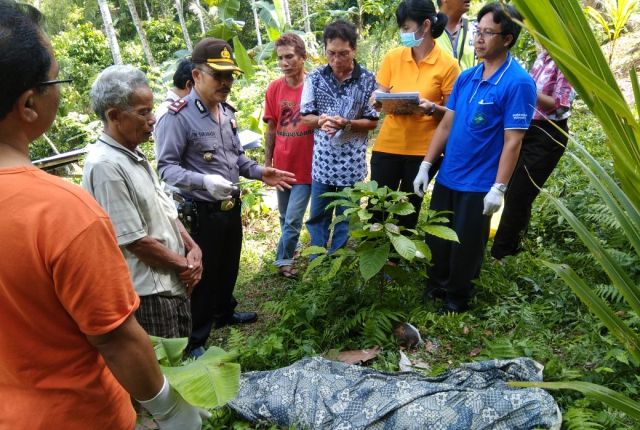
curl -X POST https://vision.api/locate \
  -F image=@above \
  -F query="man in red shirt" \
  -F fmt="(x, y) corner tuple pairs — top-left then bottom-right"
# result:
(264, 33), (314, 278)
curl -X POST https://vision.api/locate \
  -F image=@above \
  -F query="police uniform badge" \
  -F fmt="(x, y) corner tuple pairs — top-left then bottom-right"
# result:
(168, 98), (187, 114)
(195, 99), (207, 114)
(203, 151), (215, 162)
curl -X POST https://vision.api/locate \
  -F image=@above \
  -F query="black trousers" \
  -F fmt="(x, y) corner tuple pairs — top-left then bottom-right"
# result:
(491, 119), (569, 259)
(426, 182), (490, 306)
(188, 202), (242, 349)
(370, 151), (441, 229)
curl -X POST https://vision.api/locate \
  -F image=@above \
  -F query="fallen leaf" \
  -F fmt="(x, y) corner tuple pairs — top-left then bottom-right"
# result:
(424, 340), (436, 353)
(331, 346), (381, 365)
(463, 326), (470, 335)
(412, 359), (431, 370)
(484, 330), (493, 336)
(469, 347), (482, 357)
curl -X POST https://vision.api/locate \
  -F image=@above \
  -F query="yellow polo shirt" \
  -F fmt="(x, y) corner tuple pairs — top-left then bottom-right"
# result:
(374, 44), (460, 156)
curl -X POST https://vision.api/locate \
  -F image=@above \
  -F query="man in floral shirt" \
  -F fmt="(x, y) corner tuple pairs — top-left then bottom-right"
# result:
(491, 47), (576, 259)
(300, 20), (379, 253)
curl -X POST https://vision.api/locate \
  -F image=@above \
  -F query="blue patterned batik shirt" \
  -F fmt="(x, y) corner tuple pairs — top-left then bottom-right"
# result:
(300, 62), (379, 186)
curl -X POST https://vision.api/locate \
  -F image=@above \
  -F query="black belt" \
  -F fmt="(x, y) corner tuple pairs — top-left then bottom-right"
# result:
(193, 198), (240, 212)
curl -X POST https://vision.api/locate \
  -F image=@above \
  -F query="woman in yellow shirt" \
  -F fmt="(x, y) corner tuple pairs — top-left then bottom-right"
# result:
(373, 0), (460, 229)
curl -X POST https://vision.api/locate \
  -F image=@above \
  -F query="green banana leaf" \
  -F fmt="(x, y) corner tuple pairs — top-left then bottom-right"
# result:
(162, 346), (241, 409)
(150, 336), (189, 367)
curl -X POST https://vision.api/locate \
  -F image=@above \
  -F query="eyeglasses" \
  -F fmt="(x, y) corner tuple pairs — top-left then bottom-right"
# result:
(326, 50), (353, 59)
(38, 78), (73, 87)
(474, 29), (505, 40)
(200, 68), (236, 82)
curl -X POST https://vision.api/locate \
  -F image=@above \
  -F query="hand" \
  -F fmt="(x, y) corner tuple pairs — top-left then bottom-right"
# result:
(413, 161), (432, 197)
(180, 248), (203, 295)
(262, 167), (296, 192)
(369, 93), (382, 112)
(203, 174), (234, 200)
(483, 184), (505, 216)
(418, 98), (436, 116)
(139, 376), (212, 430)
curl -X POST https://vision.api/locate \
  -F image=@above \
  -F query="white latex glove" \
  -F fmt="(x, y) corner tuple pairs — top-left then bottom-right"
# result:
(203, 174), (233, 200)
(413, 161), (432, 197)
(139, 376), (211, 430)
(483, 184), (505, 216)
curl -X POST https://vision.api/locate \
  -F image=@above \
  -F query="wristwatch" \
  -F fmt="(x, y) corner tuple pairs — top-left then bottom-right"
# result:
(343, 119), (352, 132)
(493, 183), (507, 193)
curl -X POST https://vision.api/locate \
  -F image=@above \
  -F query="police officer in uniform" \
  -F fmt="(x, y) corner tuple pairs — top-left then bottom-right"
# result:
(155, 38), (295, 357)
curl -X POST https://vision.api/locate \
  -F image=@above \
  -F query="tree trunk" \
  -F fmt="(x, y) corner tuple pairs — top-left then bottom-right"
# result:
(281, 0), (291, 26)
(125, 0), (155, 66)
(301, 0), (311, 33)
(191, 0), (206, 35)
(175, 0), (193, 52)
(251, 0), (262, 46)
(143, 0), (151, 21)
(97, 0), (123, 65)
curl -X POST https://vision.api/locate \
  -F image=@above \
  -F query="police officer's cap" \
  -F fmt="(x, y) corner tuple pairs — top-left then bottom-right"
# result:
(191, 38), (243, 73)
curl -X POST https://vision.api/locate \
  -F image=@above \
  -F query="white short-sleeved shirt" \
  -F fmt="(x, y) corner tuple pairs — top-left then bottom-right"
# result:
(82, 133), (186, 296)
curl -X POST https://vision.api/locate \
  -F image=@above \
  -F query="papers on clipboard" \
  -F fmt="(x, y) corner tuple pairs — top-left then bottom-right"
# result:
(239, 129), (263, 149)
(374, 91), (421, 115)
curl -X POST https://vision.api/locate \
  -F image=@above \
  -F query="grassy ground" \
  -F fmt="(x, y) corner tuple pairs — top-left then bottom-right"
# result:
(198, 107), (638, 429)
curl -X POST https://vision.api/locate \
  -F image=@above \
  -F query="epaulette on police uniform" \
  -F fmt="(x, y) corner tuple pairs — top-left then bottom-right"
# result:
(168, 98), (188, 114)
(222, 102), (237, 113)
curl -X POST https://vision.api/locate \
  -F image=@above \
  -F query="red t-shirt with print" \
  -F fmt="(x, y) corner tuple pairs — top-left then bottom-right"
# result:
(263, 77), (314, 184)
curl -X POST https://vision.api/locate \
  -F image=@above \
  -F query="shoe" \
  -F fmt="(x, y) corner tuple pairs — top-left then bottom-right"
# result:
(438, 301), (470, 314)
(186, 346), (206, 359)
(423, 287), (446, 302)
(215, 311), (258, 328)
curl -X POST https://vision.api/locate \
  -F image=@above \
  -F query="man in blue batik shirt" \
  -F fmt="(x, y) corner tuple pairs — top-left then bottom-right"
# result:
(301, 20), (379, 253)
(413, 2), (537, 313)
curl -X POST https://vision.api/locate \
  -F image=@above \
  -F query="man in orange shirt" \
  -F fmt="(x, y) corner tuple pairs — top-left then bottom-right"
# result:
(0, 1), (206, 428)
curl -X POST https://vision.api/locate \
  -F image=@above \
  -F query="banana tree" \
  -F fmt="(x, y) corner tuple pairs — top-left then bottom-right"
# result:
(508, 0), (640, 423)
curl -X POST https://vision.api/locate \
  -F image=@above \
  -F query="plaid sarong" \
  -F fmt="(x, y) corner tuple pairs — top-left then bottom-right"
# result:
(135, 294), (191, 338)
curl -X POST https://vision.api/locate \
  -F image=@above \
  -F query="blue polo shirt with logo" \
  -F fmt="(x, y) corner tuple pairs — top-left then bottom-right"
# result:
(437, 53), (536, 193)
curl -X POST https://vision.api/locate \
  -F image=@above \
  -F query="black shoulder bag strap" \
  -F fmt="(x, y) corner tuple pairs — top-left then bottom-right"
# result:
(458, 17), (469, 66)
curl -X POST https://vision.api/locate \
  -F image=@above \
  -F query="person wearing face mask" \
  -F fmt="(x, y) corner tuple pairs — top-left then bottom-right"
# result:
(372, 0), (460, 231)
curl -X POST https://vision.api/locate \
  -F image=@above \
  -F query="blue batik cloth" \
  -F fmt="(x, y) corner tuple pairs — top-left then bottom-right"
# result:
(229, 356), (561, 429)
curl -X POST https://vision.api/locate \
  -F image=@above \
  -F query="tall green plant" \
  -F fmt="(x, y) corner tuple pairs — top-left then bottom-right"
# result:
(509, 0), (640, 422)
(584, 0), (639, 64)
(511, 0), (640, 212)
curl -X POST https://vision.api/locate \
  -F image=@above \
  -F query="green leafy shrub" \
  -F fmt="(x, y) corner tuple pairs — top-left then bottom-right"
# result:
(143, 18), (189, 64)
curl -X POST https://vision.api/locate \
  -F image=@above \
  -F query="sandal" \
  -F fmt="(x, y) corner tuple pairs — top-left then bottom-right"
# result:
(278, 266), (298, 279)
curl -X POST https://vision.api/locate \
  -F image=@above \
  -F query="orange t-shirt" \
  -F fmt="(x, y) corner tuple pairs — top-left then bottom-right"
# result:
(374, 44), (460, 156)
(0, 166), (139, 429)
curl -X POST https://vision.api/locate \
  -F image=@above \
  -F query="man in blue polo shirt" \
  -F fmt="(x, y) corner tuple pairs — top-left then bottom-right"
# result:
(413, 2), (536, 313)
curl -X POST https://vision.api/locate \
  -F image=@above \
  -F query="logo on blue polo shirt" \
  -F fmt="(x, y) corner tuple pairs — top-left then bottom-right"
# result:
(472, 112), (487, 125)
